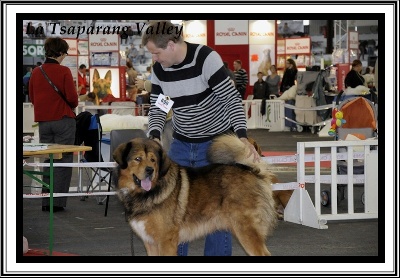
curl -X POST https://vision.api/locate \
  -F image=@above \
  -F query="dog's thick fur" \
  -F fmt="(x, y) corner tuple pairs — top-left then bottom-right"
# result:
(113, 134), (277, 256)
(92, 69), (113, 105)
(246, 137), (293, 220)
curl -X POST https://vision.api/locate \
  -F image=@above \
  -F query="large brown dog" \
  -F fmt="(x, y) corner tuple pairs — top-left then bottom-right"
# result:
(112, 134), (277, 256)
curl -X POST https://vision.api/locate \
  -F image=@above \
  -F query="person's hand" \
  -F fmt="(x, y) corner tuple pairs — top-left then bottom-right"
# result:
(240, 137), (261, 163)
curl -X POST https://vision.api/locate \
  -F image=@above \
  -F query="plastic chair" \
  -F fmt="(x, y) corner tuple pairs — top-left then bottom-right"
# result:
(104, 129), (147, 217)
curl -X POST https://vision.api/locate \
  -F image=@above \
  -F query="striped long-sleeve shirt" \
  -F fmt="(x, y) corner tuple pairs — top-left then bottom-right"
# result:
(148, 42), (248, 143)
(234, 68), (248, 92)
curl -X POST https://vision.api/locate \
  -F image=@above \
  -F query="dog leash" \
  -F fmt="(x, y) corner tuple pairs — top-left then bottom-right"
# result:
(39, 65), (74, 109)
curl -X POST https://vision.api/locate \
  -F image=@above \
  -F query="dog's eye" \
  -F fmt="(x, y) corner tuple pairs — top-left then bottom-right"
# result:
(135, 157), (142, 162)
(150, 158), (155, 163)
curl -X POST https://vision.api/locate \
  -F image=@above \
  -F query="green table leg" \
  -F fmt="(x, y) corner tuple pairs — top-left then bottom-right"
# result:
(49, 153), (54, 256)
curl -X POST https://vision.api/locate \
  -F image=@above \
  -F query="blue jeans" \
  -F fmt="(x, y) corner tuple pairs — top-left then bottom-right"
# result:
(168, 138), (232, 256)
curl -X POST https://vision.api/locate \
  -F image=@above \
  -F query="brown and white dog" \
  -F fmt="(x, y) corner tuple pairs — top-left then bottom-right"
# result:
(112, 134), (278, 256)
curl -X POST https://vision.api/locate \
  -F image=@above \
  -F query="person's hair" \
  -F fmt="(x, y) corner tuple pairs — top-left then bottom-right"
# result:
(234, 60), (242, 65)
(257, 71), (263, 75)
(126, 61), (133, 68)
(142, 20), (183, 49)
(87, 92), (96, 99)
(286, 58), (297, 71)
(352, 59), (362, 68)
(36, 62), (42, 66)
(44, 37), (69, 58)
(79, 64), (86, 69)
(365, 67), (370, 74)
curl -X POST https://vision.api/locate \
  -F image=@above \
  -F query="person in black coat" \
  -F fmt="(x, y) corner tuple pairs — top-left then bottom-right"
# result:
(344, 59), (365, 88)
(253, 72), (269, 99)
(280, 58), (298, 93)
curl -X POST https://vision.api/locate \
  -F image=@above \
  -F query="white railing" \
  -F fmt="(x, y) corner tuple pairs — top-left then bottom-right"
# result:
(284, 139), (378, 229)
(242, 99), (285, 131)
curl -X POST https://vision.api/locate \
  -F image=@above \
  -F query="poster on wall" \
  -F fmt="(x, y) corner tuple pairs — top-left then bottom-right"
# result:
(249, 20), (275, 45)
(78, 56), (89, 68)
(89, 67), (120, 100)
(61, 56), (78, 83)
(249, 45), (275, 84)
(277, 20), (304, 38)
(64, 39), (78, 55)
(78, 40), (89, 55)
(215, 20), (248, 45)
(90, 52), (120, 67)
(183, 20), (207, 45)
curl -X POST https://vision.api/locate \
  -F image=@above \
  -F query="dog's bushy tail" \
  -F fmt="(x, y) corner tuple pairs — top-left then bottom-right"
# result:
(207, 134), (274, 178)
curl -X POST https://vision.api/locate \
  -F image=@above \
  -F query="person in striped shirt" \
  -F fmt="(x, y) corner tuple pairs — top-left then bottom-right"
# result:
(142, 20), (260, 257)
(233, 59), (249, 99)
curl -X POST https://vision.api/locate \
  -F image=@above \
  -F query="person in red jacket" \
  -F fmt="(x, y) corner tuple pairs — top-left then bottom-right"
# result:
(77, 64), (88, 96)
(29, 37), (78, 212)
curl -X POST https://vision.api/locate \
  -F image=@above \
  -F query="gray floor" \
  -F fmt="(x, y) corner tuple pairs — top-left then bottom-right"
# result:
(22, 129), (381, 261)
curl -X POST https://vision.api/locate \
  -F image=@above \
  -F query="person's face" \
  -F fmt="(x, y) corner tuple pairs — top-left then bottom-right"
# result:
(270, 66), (276, 73)
(257, 73), (263, 80)
(286, 61), (292, 69)
(79, 67), (86, 74)
(354, 64), (362, 72)
(145, 40), (175, 68)
(233, 62), (239, 70)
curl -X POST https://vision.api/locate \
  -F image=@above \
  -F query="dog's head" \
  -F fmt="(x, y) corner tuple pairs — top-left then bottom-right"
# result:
(112, 138), (171, 192)
(92, 69), (113, 105)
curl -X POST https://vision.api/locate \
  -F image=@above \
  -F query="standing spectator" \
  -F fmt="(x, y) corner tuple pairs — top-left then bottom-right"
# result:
(280, 58), (298, 131)
(77, 64), (88, 96)
(223, 61), (236, 87)
(233, 59), (248, 99)
(344, 59), (364, 89)
(367, 39), (376, 56)
(137, 44), (146, 65)
(359, 41), (368, 60)
(280, 58), (298, 93)
(143, 65), (152, 80)
(23, 67), (32, 102)
(27, 21), (35, 38)
(265, 65), (281, 98)
(128, 43), (138, 64)
(252, 72), (268, 99)
(29, 37), (78, 212)
(126, 61), (138, 87)
(142, 20), (260, 257)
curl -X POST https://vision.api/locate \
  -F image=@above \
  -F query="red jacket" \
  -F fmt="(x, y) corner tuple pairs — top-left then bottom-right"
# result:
(78, 71), (88, 95)
(29, 60), (78, 122)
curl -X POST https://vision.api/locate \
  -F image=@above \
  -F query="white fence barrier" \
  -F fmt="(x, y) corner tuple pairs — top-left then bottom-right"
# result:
(242, 99), (285, 131)
(284, 139), (378, 229)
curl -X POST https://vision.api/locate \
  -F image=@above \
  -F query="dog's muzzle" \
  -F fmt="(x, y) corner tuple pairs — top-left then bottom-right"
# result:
(133, 166), (154, 191)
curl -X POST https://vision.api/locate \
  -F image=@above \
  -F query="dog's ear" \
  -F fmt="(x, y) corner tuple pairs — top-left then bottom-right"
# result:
(105, 70), (112, 82)
(93, 69), (100, 82)
(113, 141), (133, 169)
